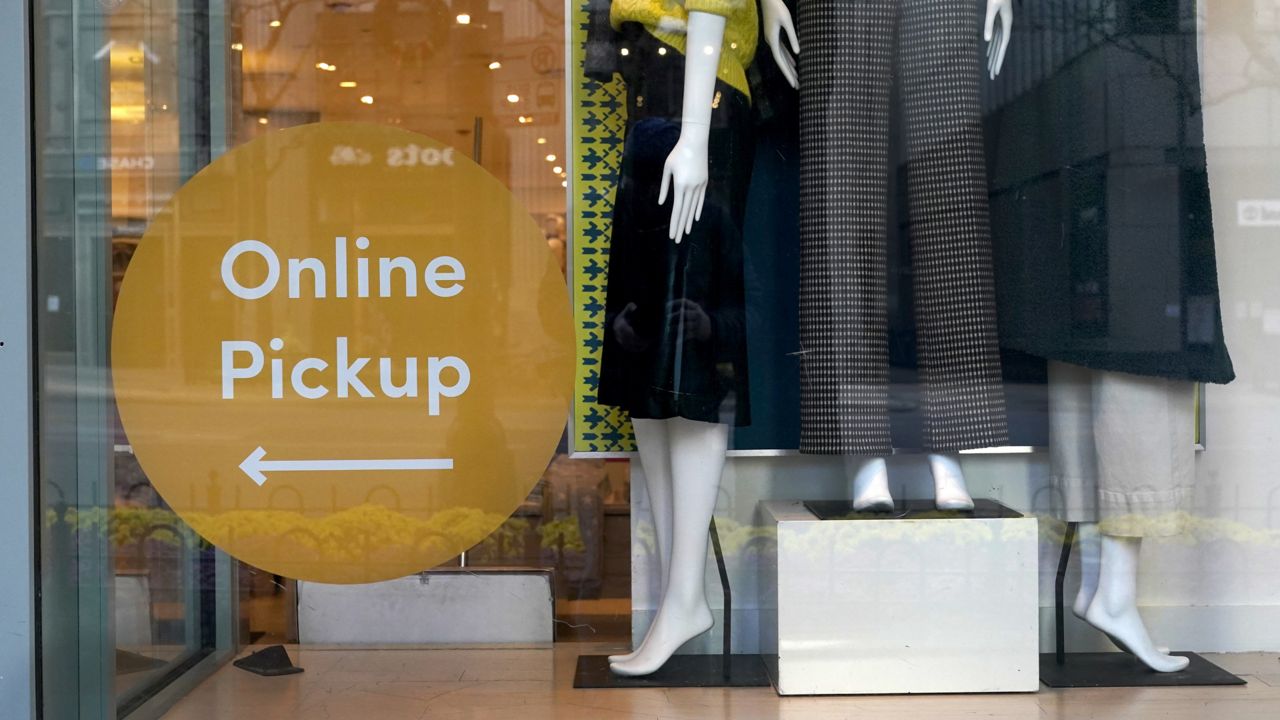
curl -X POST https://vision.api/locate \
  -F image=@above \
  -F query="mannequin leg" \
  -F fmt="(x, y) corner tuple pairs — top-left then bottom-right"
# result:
(610, 417), (730, 676)
(1071, 522), (1102, 619)
(846, 456), (892, 511)
(926, 453), (975, 511)
(1083, 535), (1189, 672)
(608, 419), (675, 663)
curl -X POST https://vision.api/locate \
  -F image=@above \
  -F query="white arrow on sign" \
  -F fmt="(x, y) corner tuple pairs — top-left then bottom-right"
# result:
(238, 446), (453, 486)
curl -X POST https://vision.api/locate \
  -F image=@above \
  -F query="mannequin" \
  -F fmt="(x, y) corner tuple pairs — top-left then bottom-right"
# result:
(984, 0), (1234, 673)
(595, 0), (798, 676)
(803, 0), (1012, 513)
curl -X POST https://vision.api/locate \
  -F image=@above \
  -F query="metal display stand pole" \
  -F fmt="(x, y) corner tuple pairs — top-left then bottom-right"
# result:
(1040, 521), (1246, 688)
(573, 518), (770, 688)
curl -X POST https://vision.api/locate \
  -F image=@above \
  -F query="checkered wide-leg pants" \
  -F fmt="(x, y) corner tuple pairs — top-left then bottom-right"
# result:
(797, 0), (1009, 455)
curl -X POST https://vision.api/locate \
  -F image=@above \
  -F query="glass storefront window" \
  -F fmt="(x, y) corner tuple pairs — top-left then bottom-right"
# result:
(16, 0), (1280, 718)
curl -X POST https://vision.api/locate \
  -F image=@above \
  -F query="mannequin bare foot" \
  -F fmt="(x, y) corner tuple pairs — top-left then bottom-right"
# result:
(927, 454), (975, 511)
(609, 600), (713, 676)
(1083, 600), (1187, 671)
(1083, 535), (1189, 672)
(847, 456), (893, 512)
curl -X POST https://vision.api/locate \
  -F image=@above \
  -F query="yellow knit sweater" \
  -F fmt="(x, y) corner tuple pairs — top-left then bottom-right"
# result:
(610, 0), (758, 99)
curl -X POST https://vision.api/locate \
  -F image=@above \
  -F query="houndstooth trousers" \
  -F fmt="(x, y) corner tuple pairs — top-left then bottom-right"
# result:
(797, 0), (1008, 455)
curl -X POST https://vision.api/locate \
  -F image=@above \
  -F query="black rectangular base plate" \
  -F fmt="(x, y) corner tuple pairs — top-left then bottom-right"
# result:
(573, 654), (772, 688)
(1040, 652), (1246, 688)
(805, 498), (1023, 521)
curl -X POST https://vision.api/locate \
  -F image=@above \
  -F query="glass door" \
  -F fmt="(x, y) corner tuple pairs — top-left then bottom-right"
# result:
(33, 0), (236, 717)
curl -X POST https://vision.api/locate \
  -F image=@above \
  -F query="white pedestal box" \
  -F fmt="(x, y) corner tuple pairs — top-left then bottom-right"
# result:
(759, 500), (1039, 695)
(298, 567), (554, 646)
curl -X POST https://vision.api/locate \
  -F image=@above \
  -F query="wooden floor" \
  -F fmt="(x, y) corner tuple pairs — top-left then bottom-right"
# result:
(160, 643), (1280, 720)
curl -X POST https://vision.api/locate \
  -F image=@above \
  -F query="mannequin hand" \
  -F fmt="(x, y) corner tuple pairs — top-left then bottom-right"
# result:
(761, 0), (799, 89)
(658, 133), (709, 243)
(668, 298), (713, 340)
(984, 0), (1012, 80)
(613, 302), (648, 351)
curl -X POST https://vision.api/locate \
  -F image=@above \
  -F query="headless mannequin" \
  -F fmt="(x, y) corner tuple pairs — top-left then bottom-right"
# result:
(608, 1), (798, 676)
(847, 0), (1013, 514)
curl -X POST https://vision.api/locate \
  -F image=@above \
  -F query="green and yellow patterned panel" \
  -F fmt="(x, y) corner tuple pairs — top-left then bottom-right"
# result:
(569, 0), (633, 453)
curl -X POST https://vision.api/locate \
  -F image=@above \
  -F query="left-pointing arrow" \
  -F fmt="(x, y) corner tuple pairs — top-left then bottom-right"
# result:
(238, 446), (454, 486)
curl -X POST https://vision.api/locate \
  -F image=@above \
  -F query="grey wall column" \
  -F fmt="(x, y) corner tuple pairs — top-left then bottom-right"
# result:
(0, 1), (36, 718)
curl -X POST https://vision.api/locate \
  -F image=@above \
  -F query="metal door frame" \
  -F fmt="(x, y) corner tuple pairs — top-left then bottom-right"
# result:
(0, 0), (37, 718)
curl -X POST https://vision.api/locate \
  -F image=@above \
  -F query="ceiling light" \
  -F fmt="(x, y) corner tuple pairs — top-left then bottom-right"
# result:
(316, 62), (337, 72)
(269, 19), (282, 28)
(488, 61), (501, 70)
(518, 115), (534, 124)
(552, 166), (563, 174)
(562, 180), (568, 187)
(620, 48), (630, 57)
(230, 43), (244, 51)
(536, 137), (547, 145)
(658, 48), (667, 56)
(506, 94), (520, 104)
(456, 14), (471, 25)
(360, 95), (374, 105)
(258, 117), (269, 125)
(339, 81), (358, 88)
(545, 154), (557, 162)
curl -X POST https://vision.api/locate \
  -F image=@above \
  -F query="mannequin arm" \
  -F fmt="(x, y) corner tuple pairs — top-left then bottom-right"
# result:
(659, 11), (725, 243)
(761, 0), (799, 88)
(984, 0), (1013, 79)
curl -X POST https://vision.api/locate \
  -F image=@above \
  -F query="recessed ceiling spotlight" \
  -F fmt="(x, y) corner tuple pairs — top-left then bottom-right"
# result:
(339, 81), (358, 88)
(545, 154), (557, 162)
(316, 62), (337, 72)
(456, 14), (471, 25)
(269, 19), (282, 28)
(552, 166), (563, 174)
(230, 43), (244, 51)
(360, 95), (374, 105)
(506, 94), (520, 104)
(536, 137), (547, 145)
(488, 61), (502, 70)
(258, 117), (269, 125)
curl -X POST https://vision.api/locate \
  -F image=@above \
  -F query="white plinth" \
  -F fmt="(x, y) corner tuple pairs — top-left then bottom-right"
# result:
(298, 568), (553, 646)
(760, 500), (1039, 695)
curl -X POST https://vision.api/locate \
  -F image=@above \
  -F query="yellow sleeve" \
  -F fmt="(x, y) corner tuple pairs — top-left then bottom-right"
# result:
(683, 0), (745, 19)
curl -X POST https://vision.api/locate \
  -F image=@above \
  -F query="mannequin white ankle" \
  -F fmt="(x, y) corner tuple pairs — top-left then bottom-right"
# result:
(1071, 586), (1094, 621)
(927, 454), (975, 511)
(848, 457), (893, 511)
(609, 600), (713, 676)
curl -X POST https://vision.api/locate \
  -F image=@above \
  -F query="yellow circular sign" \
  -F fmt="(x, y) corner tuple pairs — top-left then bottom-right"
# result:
(112, 123), (573, 584)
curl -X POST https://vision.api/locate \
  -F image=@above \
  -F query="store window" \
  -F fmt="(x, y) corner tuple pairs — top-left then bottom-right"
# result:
(25, 0), (1280, 717)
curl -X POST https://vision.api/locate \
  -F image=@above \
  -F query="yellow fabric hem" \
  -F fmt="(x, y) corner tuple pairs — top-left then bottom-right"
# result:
(646, 28), (751, 102)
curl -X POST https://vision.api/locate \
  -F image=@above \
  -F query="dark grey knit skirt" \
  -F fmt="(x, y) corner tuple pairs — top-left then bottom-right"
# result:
(797, 0), (1008, 455)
